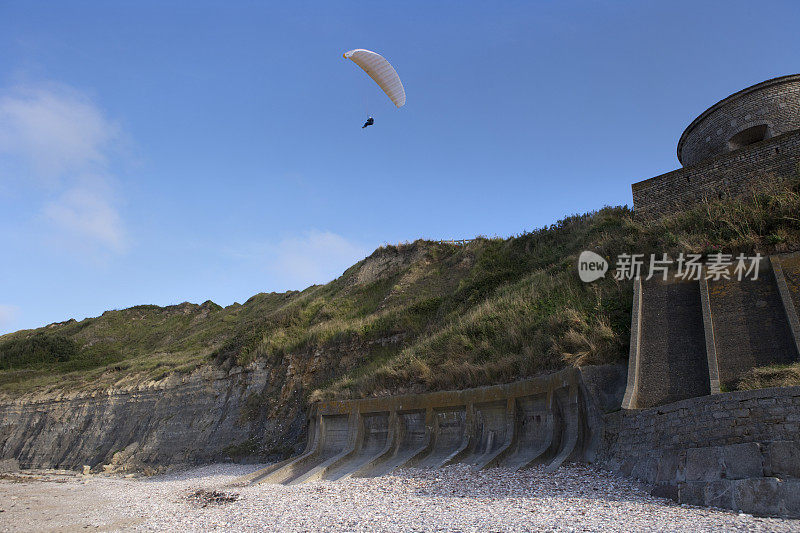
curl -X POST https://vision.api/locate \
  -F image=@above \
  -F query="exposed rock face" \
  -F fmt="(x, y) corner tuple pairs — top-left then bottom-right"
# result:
(0, 309), (410, 473)
(349, 244), (428, 287)
(0, 363), (309, 473)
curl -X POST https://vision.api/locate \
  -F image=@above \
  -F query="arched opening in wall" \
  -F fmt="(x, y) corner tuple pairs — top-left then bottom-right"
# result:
(727, 124), (769, 151)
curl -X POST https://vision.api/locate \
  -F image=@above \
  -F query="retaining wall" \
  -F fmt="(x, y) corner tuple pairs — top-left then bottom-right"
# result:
(242, 366), (626, 486)
(623, 252), (800, 409)
(634, 277), (709, 407)
(709, 266), (798, 385)
(602, 386), (800, 517)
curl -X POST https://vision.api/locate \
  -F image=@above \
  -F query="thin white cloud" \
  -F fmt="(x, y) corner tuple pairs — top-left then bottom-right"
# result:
(0, 305), (19, 333)
(232, 230), (370, 290)
(270, 230), (369, 287)
(0, 82), (127, 255)
(43, 181), (126, 253)
(0, 83), (117, 183)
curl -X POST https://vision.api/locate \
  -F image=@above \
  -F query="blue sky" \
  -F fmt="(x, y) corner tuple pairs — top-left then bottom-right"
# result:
(1, 1), (799, 334)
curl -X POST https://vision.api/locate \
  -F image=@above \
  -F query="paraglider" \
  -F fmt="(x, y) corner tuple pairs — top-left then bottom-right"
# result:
(343, 49), (405, 128)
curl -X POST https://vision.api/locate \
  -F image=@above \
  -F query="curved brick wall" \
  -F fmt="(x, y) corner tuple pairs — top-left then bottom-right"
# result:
(678, 74), (800, 167)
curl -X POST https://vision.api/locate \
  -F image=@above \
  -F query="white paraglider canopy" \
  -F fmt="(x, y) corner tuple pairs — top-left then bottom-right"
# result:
(344, 49), (406, 108)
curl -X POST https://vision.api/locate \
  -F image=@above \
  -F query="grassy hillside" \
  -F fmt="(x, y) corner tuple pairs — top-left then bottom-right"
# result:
(2, 174), (799, 399)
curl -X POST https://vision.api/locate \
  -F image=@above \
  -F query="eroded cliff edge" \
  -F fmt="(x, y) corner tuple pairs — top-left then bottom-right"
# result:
(0, 363), (308, 473)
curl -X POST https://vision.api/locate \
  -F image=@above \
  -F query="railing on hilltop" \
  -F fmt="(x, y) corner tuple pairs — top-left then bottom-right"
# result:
(438, 239), (476, 246)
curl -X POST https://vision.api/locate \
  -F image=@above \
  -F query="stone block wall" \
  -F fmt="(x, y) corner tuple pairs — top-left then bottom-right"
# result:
(601, 387), (800, 516)
(631, 130), (800, 219)
(605, 387), (800, 464)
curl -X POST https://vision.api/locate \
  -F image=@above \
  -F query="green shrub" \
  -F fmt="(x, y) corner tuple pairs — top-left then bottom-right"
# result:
(0, 335), (79, 370)
(60, 344), (125, 372)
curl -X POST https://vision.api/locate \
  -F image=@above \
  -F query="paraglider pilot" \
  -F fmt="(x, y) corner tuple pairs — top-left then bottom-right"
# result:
(362, 116), (374, 128)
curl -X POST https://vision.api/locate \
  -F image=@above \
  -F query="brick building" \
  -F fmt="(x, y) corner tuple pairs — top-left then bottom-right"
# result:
(632, 74), (800, 218)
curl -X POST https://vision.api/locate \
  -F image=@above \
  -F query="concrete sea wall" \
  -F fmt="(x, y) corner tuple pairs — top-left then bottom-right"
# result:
(244, 366), (626, 485)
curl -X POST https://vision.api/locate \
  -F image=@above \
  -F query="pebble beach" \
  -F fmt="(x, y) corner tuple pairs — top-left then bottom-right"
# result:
(1, 463), (799, 532)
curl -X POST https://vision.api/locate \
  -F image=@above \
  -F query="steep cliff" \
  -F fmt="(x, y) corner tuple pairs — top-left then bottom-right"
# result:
(0, 365), (274, 472)
(0, 339), (386, 473)
(2, 176), (798, 472)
